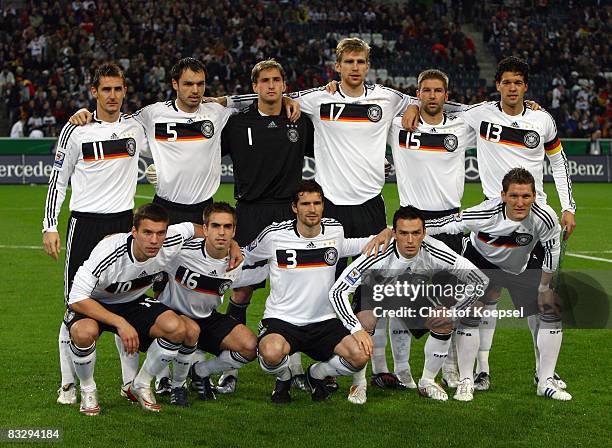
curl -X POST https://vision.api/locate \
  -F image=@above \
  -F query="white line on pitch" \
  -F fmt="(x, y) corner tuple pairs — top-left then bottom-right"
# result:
(566, 252), (612, 263)
(0, 244), (47, 250)
(135, 195), (153, 199)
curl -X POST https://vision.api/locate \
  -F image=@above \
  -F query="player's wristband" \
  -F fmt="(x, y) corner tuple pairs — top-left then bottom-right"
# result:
(537, 284), (551, 293)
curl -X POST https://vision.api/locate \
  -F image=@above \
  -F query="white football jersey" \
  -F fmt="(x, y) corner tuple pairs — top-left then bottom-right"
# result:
(426, 198), (561, 275)
(330, 237), (489, 333)
(243, 218), (373, 325)
(68, 223), (194, 305)
(230, 85), (416, 205)
(131, 100), (234, 204)
(388, 113), (476, 210)
(43, 113), (148, 232)
(158, 239), (267, 319)
(462, 101), (575, 213)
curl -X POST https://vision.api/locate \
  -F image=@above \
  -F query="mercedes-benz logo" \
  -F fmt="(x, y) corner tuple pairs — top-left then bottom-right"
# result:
(302, 156), (316, 180)
(464, 155), (480, 181)
(137, 156), (151, 181)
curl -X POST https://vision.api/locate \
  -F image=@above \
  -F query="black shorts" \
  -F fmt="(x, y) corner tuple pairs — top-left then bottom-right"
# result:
(64, 210), (133, 304)
(195, 310), (241, 356)
(64, 296), (171, 351)
(235, 200), (294, 246)
(153, 195), (213, 225)
(463, 241), (539, 316)
(411, 206), (463, 254)
(258, 318), (350, 361)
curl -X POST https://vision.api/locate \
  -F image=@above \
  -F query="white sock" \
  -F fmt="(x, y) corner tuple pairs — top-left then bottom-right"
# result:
(311, 355), (360, 379)
(70, 341), (97, 392)
(288, 352), (304, 375)
(193, 349), (206, 364)
(352, 365), (367, 386)
(59, 322), (76, 385)
(420, 334), (450, 385)
(133, 338), (180, 389)
(443, 333), (457, 372)
(114, 334), (139, 385)
(456, 324), (480, 381)
(527, 314), (541, 374)
(389, 317), (411, 373)
(171, 344), (197, 388)
(371, 317), (389, 374)
(476, 302), (497, 374)
(537, 319), (563, 383)
(258, 354), (291, 381)
(195, 350), (250, 378)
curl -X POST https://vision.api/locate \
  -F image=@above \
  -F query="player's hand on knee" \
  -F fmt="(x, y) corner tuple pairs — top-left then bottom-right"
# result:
(426, 306), (453, 333)
(352, 329), (373, 357)
(401, 104), (420, 131)
(538, 288), (561, 317)
(325, 80), (339, 94)
(116, 320), (139, 354)
(145, 164), (157, 186)
(69, 108), (93, 126)
(282, 97), (301, 122)
(561, 213), (576, 239)
(43, 231), (61, 260)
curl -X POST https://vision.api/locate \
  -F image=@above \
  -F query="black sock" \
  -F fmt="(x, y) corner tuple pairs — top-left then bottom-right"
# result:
(227, 299), (249, 324)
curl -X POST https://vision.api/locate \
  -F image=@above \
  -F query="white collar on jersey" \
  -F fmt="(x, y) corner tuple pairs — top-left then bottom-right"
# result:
(292, 219), (325, 238)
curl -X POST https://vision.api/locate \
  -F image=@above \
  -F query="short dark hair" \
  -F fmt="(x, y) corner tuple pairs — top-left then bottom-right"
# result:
(502, 168), (536, 193)
(495, 56), (529, 84)
(92, 62), (125, 89)
(418, 69), (449, 92)
(171, 57), (206, 82)
(251, 59), (286, 83)
(133, 203), (169, 229)
(392, 206), (425, 231)
(292, 180), (324, 205)
(203, 202), (237, 226)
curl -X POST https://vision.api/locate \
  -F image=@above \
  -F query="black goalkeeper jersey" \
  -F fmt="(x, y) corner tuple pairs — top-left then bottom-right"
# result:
(221, 103), (314, 203)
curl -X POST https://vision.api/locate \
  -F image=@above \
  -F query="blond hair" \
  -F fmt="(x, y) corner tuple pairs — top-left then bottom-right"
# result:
(336, 37), (370, 63)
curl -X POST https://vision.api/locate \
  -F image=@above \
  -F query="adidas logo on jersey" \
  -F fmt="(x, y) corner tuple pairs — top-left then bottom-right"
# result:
(306, 242), (316, 248)
(209, 270), (218, 275)
(511, 121), (519, 128)
(111, 133), (118, 139)
(267, 121), (277, 128)
(187, 118), (194, 123)
(138, 270), (148, 277)
(430, 128), (437, 133)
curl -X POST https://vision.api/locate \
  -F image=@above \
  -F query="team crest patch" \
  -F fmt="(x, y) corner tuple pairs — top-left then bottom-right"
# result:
(54, 151), (65, 168)
(287, 128), (299, 143)
(126, 138), (136, 156)
(523, 131), (540, 148)
(443, 134), (458, 152)
(219, 280), (232, 296)
(201, 120), (214, 138)
(324, 248), (339, 266)
(514, 233), (533, 246)
(367, 105), (382, 122)
(346, 268), (361, 285)
(247, 240), (258, 251)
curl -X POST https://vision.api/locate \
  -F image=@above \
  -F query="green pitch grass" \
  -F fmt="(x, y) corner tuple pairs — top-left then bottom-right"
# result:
(0, 183), (610, 447)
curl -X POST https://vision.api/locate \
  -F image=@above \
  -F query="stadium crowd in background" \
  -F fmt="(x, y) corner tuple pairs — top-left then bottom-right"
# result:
(0, 0), (609, 140)
(484, 2), (611, 141)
